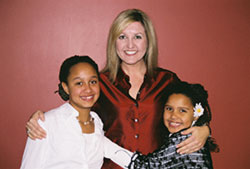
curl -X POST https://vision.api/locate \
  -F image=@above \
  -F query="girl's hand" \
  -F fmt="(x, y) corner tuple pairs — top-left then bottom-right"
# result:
(176, 125), (209, 154)
(26, 110), (46, 140)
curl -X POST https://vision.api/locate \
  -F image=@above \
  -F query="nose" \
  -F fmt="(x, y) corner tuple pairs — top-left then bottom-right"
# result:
(127, 38), (134, 49)
(82, 83), (91, 93)
(170, 111), (178, 119)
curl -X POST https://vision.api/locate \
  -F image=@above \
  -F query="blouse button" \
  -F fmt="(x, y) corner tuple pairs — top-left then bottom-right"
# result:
(134, 118), (138, 122)
(135, 134), (139, 139)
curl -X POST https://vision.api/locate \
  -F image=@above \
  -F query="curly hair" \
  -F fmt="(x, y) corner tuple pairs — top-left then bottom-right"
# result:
(164, 81), (219, 152)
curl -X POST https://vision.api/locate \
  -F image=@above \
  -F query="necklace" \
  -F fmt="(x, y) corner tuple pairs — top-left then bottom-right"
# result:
(77, 116), (94, 125)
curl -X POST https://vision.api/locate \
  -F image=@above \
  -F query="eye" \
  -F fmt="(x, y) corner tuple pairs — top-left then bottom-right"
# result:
(165, 106), (172, 111)
(118, 34), (126, 40)
(180, 109), (187, 113)
(75, 81), (83, 86)
(135, 35), (142, 39)
(90, 79), (98, 85)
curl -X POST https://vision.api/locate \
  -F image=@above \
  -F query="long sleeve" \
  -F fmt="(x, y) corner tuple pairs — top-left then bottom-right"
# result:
(20, 120), (48, 169)
(21, 103), (105, 169)
(103, 136), (133, 169)
(94, 68), (180, 169)
(129, 132), (213, 169)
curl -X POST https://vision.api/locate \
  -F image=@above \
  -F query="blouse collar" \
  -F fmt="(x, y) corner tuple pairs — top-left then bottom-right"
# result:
(62, 102), (79, 118)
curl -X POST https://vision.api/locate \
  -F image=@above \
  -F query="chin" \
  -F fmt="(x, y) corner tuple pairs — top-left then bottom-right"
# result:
(168, 127), (184, 134)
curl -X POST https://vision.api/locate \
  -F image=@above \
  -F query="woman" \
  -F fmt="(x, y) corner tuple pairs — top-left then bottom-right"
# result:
(128, 82), (219, 168)
(26, 9), (210, 169)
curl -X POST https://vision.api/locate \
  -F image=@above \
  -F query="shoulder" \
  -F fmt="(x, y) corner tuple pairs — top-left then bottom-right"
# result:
(171, 131), (212, 166)
(148, 67), (180, 83)
(168, 129), (191, 145)
(41, 103), (72, 126)
(91, 111), (103, 125)
(100, 71), (110, 80)
(99, 71), (112, 86)
(44, 103), (68, 118)
(154, 67), (178, 76)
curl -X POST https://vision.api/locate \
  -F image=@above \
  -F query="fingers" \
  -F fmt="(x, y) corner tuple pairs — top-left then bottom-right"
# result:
(38, 110), (45, 121)
(29, 110), (44, 121)
(176, 135), (194, 154)
(26, 110), (47, 139)
(26, 119), (46, 139)
(176, 135), (202, 154)
(26, 127), (38, 140)
(177, 126), (208, 154)
(180, 127), (194, 135)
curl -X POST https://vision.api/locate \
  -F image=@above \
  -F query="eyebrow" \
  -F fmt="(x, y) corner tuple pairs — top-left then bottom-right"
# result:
(164, 104), (191, 110)
(72, 75), (98, 81)
(120, 32), (144, 35)
(179, 107), (191, 110)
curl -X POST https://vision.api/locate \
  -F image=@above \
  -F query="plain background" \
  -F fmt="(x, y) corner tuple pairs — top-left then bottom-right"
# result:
(1, 0), (249, 168)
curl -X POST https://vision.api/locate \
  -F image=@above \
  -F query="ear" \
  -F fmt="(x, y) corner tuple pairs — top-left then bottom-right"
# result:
(62, 82), (69, 95)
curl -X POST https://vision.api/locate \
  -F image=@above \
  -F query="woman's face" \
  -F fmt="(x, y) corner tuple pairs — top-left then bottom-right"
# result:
(115, 22), (148, 66)
(62, 62), (100, 113)
(163, 94), (196, 133)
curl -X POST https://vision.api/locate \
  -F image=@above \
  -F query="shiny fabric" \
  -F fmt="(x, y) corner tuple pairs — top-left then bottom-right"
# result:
(92, 67), (180, 169)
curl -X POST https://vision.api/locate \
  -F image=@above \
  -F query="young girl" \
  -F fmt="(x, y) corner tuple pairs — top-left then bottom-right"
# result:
(128, 81), (219, 169)
(20, 55), (132, 169)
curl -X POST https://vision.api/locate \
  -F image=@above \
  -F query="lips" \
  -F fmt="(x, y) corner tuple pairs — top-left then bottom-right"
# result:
(168, 121), (182, 128)
(125, 50), (137, 55)
(80, 95), (94, 101)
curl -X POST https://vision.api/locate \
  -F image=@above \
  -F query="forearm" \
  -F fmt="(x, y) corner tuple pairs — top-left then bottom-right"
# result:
(128, 143), (173, 169)
(129, 150), (212, 169)
(103, 136), (133, 168)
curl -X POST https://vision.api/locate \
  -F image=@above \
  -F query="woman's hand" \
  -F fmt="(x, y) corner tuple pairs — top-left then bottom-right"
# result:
(26, 110), (46, 140)
(176, 126), (209, 154)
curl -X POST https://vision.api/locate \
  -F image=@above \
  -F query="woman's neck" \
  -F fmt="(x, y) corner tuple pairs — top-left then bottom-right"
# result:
(121, 61), (147, 99)
(121, 61), (146, 77)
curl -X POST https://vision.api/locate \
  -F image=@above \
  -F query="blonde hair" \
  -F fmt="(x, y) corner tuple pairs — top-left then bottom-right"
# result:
(102, 9), (158, 83)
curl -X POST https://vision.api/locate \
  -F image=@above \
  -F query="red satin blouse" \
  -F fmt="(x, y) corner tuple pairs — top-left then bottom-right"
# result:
(92, 67), (180, 169)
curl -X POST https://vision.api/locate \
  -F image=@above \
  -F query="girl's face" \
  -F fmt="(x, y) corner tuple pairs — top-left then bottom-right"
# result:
(62, 62), (100, 113)
(115, 22), (148, 66)
(163, 94), (197, 133)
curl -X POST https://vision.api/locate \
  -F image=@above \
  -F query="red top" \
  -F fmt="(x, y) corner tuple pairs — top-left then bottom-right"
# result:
(92, 67), (180, 169)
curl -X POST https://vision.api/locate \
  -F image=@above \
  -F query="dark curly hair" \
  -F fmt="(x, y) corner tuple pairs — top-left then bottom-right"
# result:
(55, 55), (99, 101)
(164, 81), (219, 152)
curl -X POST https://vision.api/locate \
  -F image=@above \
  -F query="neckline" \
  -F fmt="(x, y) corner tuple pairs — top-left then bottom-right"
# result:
(77, 116), (94, 125)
